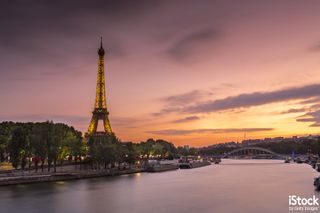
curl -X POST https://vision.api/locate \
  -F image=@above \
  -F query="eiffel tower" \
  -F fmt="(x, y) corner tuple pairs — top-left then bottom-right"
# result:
(87, 38), (113, 136)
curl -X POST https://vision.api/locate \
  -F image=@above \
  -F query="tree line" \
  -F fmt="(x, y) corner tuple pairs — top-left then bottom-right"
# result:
(0, 122), (191, 172)
(253, 139), (320, 155)
(198, 139), (320, 156)
(0, 121), (83, 172)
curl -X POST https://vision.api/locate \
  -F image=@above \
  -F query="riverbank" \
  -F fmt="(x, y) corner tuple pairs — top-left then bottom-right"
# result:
(146, 164), (179, 172)
(179, 161), (211, 169)
(0, 161), (214, 186)
(0, 168), (145, 186)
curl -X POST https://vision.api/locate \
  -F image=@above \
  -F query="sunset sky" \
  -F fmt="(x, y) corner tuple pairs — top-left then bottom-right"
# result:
(1, 0), (320, 146)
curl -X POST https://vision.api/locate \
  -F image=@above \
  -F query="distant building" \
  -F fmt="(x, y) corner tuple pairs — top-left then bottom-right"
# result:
(242, 139), (261, 146)
(183, 145), (190, 150)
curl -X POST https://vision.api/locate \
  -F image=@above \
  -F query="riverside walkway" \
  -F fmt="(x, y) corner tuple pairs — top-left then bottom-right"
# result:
(0, 165), (145, 186)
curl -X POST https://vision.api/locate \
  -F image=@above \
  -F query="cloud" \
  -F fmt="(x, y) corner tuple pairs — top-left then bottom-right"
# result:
(172, 116), (200, 123)
(299, 97), (320, 105)
(152, 107), (182, 117)
(185, 84), (320, 113)
(166, 28), (221, 61)
(280, 108), (308, 114)
(153, 90), (212, 116)
(146, 128), (274, 136)
(296, 110), (320, 127)
(296, 117), (315, 122)
(0, 0), (159, 80)
(0, 0), (156, 42)
(153, 84), (320, 117)
(162, 90), (211, 106)
(110, 116), (148, 128)
(309, 42), (320, 52)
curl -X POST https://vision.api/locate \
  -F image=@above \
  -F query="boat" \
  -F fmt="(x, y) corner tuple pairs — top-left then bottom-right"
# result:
(295, 158), (303, 164)
(213, 158), (221, 164)
(146, 164), (179, 172)
(316, 163), (320, 172)
(179, 161), (211, 169)
(284, 158), (290, 163)
(314, 177), (320, 190)
(178, 156), (211, 169)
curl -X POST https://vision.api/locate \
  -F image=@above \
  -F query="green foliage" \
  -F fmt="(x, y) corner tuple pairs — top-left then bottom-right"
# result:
(0, 122), (13, 162)
(199, 146), (235, 156)
(1, 121), (201, 172)
(88, 134), (120, 168)
(177, 146), (198, 156)
(254, 139), (320, 155)
(198, 138), (320, 156)
(87, 136), (179, 169)
(1, 121), (84, 171)
(9, 126), (29, 168)
(123, 142), (138, 164)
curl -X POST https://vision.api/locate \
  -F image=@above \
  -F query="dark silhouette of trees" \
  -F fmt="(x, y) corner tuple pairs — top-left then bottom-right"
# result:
(0, 122), (13, 162)
(254, 139), (320, 155)
(88, 134), (120, 170)
(1, 121), (83, 172)
(9, 126), (29, 169)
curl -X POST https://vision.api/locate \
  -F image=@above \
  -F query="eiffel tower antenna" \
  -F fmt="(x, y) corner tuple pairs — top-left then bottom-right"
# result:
(87, 38), (113, 135)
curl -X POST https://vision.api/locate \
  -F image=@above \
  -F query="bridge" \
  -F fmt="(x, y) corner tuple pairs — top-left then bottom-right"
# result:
(222, 146), (286, 159)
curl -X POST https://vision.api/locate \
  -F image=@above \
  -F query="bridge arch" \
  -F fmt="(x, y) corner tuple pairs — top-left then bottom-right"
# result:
(222, 146), (285, 159)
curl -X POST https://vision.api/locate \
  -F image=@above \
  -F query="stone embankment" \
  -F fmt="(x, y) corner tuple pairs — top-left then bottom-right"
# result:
(0, 168), (144, 186)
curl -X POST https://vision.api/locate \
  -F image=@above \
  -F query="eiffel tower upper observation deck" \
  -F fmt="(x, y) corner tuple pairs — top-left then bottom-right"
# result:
(87, 38), (113, 135)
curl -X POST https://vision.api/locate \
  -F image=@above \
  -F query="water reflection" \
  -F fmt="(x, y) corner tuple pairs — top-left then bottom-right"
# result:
(0, 160), (319, 213)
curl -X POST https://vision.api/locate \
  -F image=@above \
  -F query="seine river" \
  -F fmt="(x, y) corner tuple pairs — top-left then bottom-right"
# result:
(0, 159), (319, 213)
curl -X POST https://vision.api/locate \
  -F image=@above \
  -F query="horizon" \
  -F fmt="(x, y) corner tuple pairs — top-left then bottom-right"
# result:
(2, 0), (320, 147)
(2, 120), (320, 148)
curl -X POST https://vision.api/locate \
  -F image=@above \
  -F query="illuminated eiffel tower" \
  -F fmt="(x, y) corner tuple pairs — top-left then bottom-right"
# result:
(87, 38), (113, 136)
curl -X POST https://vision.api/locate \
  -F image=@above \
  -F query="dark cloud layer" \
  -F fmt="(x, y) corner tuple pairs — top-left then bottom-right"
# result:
(186, 84), (320, 113)
(152, 107), (182, 117)
(280, 108), (308, 114)
(0, 0), (155, 41)
(172, 116), (200, 123)
(162, 90), (211, 106)
(297, 110), (320, 127)
(146, 128), (274, 136)
(166, 28), (221, 61)
(0, 0), (160, 79)
(154, 84), (320, 117)
(153, 90), (212, 117)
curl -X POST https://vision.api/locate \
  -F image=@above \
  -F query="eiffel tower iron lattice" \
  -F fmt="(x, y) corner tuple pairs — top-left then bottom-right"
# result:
(87, 38), (113, 135)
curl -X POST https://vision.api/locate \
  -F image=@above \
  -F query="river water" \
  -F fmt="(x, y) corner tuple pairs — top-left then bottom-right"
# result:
(0, 159), (319, 213)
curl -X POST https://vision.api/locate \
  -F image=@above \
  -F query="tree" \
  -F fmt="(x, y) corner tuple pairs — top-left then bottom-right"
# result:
(0, 123), (12, 162)
(123, 142), (138, 166)
(88, 134), (120, 170)
(1, 121), (86, 172)
(65, 130), (83, 169)
(9, 127), (28, 169)
(30, 123), (48, 172)
(153, 143), (164, 158)
(50, 123), (65, 172)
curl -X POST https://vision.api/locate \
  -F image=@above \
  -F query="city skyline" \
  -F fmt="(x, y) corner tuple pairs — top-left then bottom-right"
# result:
(2, 1), (320, 146)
